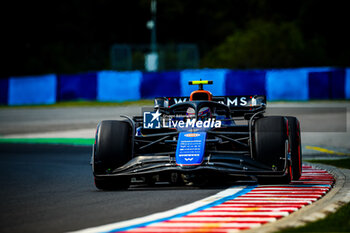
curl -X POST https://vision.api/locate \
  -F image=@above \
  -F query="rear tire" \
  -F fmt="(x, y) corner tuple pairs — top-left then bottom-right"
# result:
(254, 116), (292, 184)
(287, 117), (302, 180)
(93, 120), (132, 190)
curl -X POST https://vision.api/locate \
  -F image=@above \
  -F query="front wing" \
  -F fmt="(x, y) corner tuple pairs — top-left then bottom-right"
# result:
(94, 152), (290, 179)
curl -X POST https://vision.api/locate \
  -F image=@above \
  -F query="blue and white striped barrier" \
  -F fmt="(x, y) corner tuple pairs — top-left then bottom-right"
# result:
(97, 70), (142, 102)
(141, 71), (181, 98)
(58, 72), (97, 101)
(346, 68), (350, 99)
(7, 74), (56, 106)
(225, 70), (266, 96)
(0, 67), (349, 106)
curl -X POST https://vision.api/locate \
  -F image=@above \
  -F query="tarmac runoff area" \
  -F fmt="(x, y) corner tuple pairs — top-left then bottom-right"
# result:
(0, 102), (349, 148)
(1, 102), (350, 155)
(0, 102), (349, 232)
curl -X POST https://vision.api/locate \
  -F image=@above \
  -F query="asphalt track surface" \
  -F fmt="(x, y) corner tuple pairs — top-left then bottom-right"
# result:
(0, 144), (337, 233)
(0, 144), (225, 233)
(1, 102), (349, 148)
(0, 103), (349, 233)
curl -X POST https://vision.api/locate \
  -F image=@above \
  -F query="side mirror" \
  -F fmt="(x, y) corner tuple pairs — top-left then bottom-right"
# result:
(154, 97), (169, 109)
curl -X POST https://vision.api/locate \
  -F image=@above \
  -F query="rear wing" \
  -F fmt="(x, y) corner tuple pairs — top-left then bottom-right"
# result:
(154, 95), (266, 109)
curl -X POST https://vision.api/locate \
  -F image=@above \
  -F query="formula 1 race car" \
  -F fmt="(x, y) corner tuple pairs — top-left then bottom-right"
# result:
(92, 80), (302, 190)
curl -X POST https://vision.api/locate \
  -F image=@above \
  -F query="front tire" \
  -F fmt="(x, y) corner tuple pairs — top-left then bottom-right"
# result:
(287, 116), (302, 180)
(93, 120), (132, 190)
(254, 116), (292, 184)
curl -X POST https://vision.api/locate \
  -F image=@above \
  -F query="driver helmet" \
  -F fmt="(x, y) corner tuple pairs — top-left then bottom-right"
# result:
(186, 107), (195, 119)
(198, 107), (211, 120)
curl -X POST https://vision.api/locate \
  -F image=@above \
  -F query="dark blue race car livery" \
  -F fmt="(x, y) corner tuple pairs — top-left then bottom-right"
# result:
(92, 80), (302, 190)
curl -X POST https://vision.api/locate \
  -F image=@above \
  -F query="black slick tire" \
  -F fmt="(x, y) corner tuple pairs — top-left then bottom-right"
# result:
(286, 116), (302, 180)
(254, 116), (292, 184)
(93, 120), (132, 190)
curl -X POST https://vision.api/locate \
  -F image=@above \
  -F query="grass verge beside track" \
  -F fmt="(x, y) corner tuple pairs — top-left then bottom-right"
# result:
(277, 158), (350, 233)
(306, 158), (350, 170)
(276, 203), (350, 233)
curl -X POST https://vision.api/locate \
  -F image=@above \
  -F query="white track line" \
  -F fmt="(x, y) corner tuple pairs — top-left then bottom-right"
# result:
(70, 186), (250, 233)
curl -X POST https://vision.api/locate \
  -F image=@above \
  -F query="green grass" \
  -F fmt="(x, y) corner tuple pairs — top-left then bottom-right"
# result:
(0, 138), (94, 146)
(277, 202), (350, 233)
(305, 158), (350, 170)
(0, 99), (153, 108)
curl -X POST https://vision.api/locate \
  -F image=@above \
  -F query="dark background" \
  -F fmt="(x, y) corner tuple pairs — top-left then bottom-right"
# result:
(1, 0), (349, 78)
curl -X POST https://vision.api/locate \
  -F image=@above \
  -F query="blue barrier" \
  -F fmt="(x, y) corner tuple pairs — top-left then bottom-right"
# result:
(0, 78), (8, 104)
(8, 74), (56, 106)
(180, 69), (228, 96)
(346, 68), (350, 99)
(225, 70), (266, 96)
(309, 69), (346, 99)
(329, 69), (345, 99)
(266, 67), (337, 101)
(97, 71), (142, 102)
(2, 67), (349, 105)
(308, 72), (330, 99)
(58, 72), (97, 101)
(266, 68), (309, 101)
(141, 71), (181, 98)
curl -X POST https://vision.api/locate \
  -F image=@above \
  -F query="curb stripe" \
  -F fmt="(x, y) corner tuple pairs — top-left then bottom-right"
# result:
(110, 186), (256, 233)
(72, 186), (256, 233)
(149, 223), (261, 227)
(120, 165), (334, 233)
(203, 208), (298, 211)
(73, 165), (334, 233)
(187, 212), (289, 217)
(168, 217), (277, 222)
